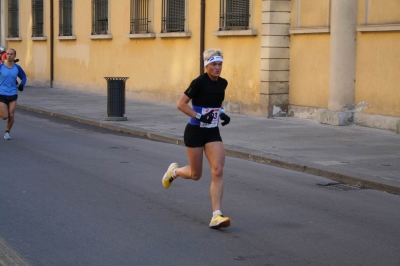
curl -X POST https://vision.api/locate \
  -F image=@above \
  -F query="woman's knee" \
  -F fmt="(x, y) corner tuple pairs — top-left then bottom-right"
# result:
(191, 170), (202, 180)
(211, 166), (224, 179)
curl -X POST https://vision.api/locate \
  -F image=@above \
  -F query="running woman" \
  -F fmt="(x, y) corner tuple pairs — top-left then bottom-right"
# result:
(0, 48), (27, 140)
(162, 48), (231, 229)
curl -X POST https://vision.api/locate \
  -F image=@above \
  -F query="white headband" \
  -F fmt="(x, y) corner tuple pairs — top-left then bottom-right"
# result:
(204, 56), (223, 67)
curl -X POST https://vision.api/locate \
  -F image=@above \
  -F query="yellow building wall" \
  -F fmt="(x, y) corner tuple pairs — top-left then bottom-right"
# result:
(42, 0), (261, 106)
(54, 0), (199, 96)
(355, 0), (400, 117)
(367, 0), (400, 24)
(297, 0), (330, 27)
(289, 34), (330, 108)
(289, 0), (330, 108)
(204, 0), (261, 104)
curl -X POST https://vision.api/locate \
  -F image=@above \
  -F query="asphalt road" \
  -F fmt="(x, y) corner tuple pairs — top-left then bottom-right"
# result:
(1, 110), (400, 266)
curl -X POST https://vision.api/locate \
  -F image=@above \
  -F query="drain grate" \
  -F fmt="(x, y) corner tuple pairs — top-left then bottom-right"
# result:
(317, 182), (363, 191)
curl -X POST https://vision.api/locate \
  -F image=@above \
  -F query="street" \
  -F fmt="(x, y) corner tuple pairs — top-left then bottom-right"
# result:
(1, 110), (400, 266)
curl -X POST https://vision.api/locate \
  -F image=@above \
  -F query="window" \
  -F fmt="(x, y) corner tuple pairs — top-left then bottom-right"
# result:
(130, 0), (151, 34)
(8, 0), (19, 38)
(59, 0), (73, 36)
(92, 0), (108, 35)
(32, 0), (44, 37)
(161, 0), (185, 33)
(219, 0), (250, 30)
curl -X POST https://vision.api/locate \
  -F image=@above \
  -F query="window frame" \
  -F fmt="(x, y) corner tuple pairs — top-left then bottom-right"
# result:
(213, 0), (257, 37)
(32, 0), (45, 38)
(90, 0), (112, 39)
(157, 0), (190, 38)
(128, 0), (155, 39)
(58, 0), (76, 40)
(7, 0), (21, 40)
(219, 0), (250, 31)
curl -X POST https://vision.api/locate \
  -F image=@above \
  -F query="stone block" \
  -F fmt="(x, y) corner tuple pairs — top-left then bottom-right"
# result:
(319, 110), (353, 126)
(260, 93), (289, 117)
(262, 11), (290, 24)
(261, 36), (290, 47)
(260, 81), (289, 94)
(261, 24), (290, 36)
(260, 93), (289, 105)
(261, 47), (290, 59)
(261, 59), (290, 70)
(260, 70), (289, 82)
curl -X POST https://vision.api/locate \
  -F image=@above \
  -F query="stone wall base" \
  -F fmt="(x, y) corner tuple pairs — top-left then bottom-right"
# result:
(289, 104), (400, 133)
(42, 80), (270, 117)
(28, 80), (400, 133)
(354, 112), (400, 133)
(288, 105), (326, 121)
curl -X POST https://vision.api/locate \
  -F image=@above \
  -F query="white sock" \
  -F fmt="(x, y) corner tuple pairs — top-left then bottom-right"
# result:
(213, 210), (222, 217)
(172, 169), (177, 178)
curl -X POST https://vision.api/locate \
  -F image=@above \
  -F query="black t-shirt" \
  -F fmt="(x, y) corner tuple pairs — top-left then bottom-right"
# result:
(184, 73), (228, 108)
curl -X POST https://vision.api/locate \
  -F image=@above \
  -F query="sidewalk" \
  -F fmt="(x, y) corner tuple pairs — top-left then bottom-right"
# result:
(17, 86), (400, 195)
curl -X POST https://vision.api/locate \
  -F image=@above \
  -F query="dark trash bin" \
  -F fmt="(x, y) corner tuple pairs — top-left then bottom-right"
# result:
(104, 77), (129, 121)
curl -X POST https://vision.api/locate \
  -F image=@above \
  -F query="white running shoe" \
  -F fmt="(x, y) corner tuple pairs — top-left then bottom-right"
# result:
(209, 213), (231, 229)
(4, 132), (11, 140)
(162, 163), (179, 189)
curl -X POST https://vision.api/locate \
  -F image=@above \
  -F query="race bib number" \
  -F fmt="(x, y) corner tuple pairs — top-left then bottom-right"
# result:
(200, 108), (220, 128)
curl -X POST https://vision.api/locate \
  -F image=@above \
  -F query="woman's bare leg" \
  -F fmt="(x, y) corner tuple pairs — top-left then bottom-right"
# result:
(204, 141), (225, 212)
(175, 147), (204, 180)
(6, 101), (17, 131)
(0, 102), (9, 120)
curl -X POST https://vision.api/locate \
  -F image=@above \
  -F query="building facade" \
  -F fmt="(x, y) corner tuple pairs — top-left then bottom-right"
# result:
(289, 0), (400, 132)
(0, 0), (290, 118)
(1, 0), (399, 132)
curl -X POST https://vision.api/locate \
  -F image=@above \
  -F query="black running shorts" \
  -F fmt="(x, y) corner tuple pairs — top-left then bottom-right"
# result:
(0, 94), (18, 105)
(184, 124), (222, 148)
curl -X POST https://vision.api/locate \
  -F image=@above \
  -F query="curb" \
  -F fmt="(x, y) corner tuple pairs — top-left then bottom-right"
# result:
(18, 105), (400, 196)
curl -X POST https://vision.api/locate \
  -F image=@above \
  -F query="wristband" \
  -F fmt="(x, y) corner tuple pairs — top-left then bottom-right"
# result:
(195, 113), (202, 120)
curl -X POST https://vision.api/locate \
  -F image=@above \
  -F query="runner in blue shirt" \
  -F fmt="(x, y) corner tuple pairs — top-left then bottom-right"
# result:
(0, 48), (27, 140)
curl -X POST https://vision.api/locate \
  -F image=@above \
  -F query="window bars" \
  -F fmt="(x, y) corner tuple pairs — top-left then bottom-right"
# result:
(59, 0), (73, 36)
(92, 0), (108, 35)
(8, 0), (19, 38)
(32, 0), (44, 37)
(130, 0), (151, 34)
(161, 0), (185, 33)
(219, 0), (250, 30)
